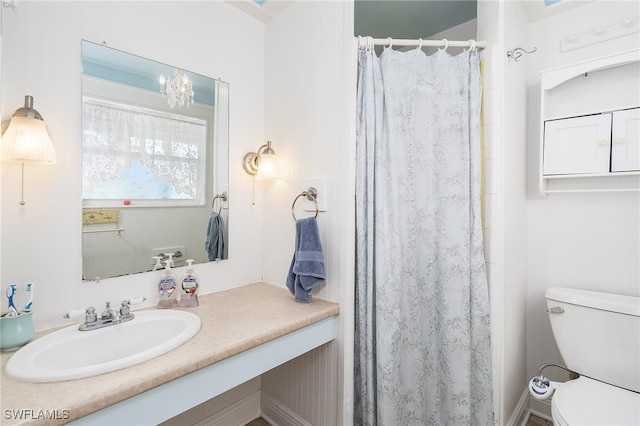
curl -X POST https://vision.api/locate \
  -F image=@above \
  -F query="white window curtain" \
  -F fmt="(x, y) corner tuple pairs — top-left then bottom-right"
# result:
(82, 97), (207, 205)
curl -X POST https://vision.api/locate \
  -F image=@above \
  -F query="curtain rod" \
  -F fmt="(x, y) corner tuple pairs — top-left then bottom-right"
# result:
(357, 36), (487, 50)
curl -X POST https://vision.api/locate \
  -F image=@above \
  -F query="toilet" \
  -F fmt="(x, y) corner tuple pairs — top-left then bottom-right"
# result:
(545, 287), (640, 426)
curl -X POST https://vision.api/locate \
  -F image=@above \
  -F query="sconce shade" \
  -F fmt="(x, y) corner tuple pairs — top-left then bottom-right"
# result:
(242, 141), (281, 181)
(256, 150), (281, 181)
(1, 96), (56, 164)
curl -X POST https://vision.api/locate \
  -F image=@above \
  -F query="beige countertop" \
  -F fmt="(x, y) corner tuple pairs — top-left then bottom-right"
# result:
(0, 282), (340, 426)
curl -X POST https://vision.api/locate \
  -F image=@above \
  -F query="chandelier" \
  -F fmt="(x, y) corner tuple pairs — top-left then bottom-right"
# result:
(159, 69), (194, 109)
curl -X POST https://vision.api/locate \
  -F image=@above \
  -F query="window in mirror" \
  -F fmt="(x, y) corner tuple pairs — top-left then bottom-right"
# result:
(82, 97), (207, 205)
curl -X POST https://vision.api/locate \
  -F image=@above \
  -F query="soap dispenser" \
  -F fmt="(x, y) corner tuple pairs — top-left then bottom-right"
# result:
(157, 260), (178, 309)
(179, 259), (199, 307)
(152, 256), (163, 270)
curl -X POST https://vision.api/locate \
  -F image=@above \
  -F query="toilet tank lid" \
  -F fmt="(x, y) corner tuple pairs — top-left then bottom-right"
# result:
(546, 287), (640, 317)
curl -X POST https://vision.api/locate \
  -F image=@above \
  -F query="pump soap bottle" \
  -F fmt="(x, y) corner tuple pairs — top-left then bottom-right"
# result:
(179, 259), (200, 307)
(158, 260), (178, 309)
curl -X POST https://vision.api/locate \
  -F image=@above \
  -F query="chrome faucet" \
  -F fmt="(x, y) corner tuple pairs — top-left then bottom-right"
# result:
(64, 297), (146, 331)
(101, 301), (119, 321)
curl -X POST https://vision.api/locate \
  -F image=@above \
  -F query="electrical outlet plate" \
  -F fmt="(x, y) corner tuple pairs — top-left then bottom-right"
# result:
(302, 178), (327, 212)
(152, 246), (186, 260)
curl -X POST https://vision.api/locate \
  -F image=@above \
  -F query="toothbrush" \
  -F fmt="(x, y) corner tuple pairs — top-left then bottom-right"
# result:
(6, 284), (18, 316)
(24, 283), (34, 311)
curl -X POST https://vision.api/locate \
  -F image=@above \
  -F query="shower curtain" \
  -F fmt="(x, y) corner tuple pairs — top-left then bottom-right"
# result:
(354, 41), (493, 426)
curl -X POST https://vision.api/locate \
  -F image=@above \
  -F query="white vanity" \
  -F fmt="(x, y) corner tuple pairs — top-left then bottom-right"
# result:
(0, 283), (340, 425)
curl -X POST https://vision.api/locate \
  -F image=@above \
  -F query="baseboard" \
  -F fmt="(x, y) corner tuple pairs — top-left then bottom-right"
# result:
(260, 392), (312, 426)
(508, 387), (530, 426)
(529, 396), (553, 421)
(194, 390), (261, 426)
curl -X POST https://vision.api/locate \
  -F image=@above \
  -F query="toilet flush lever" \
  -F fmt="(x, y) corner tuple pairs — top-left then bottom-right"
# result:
(546, 306), (564, 314)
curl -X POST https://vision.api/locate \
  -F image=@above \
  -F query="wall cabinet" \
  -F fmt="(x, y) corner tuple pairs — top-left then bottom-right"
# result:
(538, 49), (640, 196)
(611, 108), (640, 172)
(543, 108), (639, 176)
(543, 113), (612, 175)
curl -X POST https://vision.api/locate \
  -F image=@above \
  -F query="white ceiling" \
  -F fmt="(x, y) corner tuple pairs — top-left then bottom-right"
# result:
(521, 0), (595, 22)
(224, 0), (295, 22)
(226, 0), (477, 34)
(224, 0), (597, 32)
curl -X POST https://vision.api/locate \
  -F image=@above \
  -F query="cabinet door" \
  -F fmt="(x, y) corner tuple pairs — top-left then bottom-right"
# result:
(543, 114), (612, 175)
(611, 108), (640, 172)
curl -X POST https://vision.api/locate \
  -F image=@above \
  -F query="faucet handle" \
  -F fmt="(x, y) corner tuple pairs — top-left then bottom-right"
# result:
(120, 300), (131, 317)
(127, 296), (146, 306)
(85, 307), (97, 323)
(64, 308), (89, 319)
(120, 296), (146, 317)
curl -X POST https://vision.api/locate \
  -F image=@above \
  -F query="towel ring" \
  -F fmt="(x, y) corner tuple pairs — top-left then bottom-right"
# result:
(291, 187), (319, 221)
(212, 191), (228, 214)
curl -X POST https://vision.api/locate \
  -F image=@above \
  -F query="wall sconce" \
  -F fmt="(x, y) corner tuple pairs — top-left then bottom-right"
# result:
(242, 141), (281, 181)
(1, 95), (56, 205)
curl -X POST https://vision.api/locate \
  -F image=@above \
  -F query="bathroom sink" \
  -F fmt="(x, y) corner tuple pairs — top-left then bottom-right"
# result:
(5, 310), (201, 383)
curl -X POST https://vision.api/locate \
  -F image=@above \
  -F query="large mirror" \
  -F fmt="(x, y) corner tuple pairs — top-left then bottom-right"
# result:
(81, 40), (229, 281)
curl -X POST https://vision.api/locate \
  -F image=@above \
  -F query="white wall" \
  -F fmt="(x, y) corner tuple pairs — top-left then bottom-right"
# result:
(502, 2), (531, 423)
(525, 0), (640, 415)
(2, 1), (357, 424)
(0, 1), (266, 331)
(260, 1), (355, 424)
(477, 1), (530, 423)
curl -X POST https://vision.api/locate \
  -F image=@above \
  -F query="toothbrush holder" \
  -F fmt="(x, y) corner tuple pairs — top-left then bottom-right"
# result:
(1, 311), (35, 352)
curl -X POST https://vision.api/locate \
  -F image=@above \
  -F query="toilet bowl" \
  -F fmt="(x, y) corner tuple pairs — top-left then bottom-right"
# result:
(545, 287), (640, 426)
(551, 376), (640, 426)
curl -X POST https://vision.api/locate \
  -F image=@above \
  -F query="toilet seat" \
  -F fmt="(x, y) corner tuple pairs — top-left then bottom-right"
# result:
(552, 376), (640, 426)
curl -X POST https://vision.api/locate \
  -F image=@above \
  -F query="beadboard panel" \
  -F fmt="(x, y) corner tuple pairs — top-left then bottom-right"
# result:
(262, 343), (338, 426)
(161, 378), (261, 426)
(261, 1), (356, 424)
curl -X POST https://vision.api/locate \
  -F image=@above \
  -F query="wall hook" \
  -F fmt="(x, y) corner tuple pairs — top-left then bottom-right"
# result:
(2, 0), (17, 11)
(506, 46), (537, 62)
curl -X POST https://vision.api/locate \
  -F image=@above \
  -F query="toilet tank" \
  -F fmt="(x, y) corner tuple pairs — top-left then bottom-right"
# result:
(545, 287), (640, 393)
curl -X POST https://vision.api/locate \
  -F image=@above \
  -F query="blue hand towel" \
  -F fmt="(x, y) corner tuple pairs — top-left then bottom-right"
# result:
(205, 211), (225, 261)
(286, 217), (326, 303)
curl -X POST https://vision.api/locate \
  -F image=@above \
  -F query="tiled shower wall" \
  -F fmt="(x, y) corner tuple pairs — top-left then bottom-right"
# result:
(478, 1), (530, 424)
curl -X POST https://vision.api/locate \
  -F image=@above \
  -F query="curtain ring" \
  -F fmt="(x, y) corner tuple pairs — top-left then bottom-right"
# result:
(358, 36), (368, 51)
(467, 39), (476, 52)
(441, 39), (449, 51)
(416, 38), (423, 51)
(385, 37), (393, 50)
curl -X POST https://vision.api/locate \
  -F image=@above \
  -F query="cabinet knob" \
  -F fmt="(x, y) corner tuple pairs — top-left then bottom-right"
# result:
(598, 139), (609, 147)
(614, 137), (625, 144)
